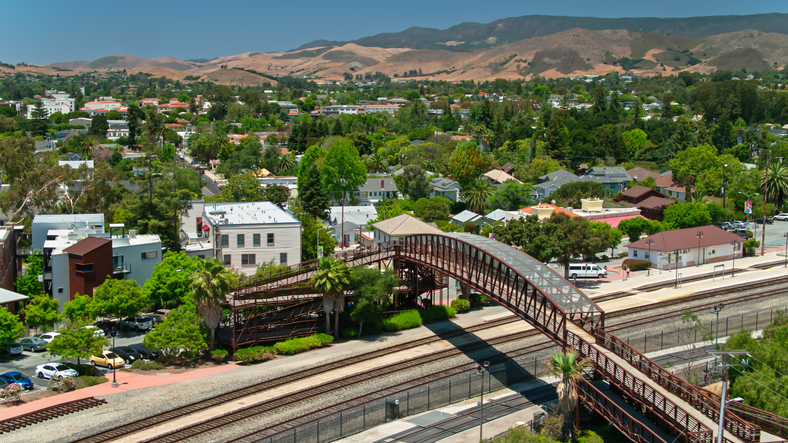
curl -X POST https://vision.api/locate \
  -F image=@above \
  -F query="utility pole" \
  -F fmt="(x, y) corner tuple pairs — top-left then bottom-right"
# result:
(722, 163), (727, 214)
(762, 151), (771, 256)
(711, 351), (749, 443)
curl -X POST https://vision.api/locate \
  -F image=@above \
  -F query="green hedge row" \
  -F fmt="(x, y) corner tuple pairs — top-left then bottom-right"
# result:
(622, 258), (651, 272)
(469, 293), (489, 307)
(274, 333), (334, 355)
(131, 360), (165, 370)
(421, 305), (456, 322)
(382, 310), (423, 331)
(234, 346), (276, 363)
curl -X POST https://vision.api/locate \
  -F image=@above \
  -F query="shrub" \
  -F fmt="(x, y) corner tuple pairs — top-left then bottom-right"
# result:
(274, 333), (334, 355)
(77, 376), (108, 389)
(62, 362), (98, 377)
(421, 305), (456, 322)
(622, 258), (650, 271)
(577, 430), (604, 443)
(382, 310), (423, 332)
(211, 349), (229, 363)
(618, 252), (628, 258)
(451, 299), (471, 313)
(1, 383), (24, 403)
(469, 293), (489, 307)
(131, 360), (165, 370)
(59, 376), (76, 392)
(601, 254), (609, 261)
(340, 327), (358, 338)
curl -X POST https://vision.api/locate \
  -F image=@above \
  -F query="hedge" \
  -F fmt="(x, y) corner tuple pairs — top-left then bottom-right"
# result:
(340, 327), (358, 338)
(63, 362), (98, 377)
(211, 349), (229, 362)
(382, 310), (422, 332)
(234, 346), (276, 363)
(622, 258), (651, 272)
(131, 360), (165, 370)
(273, 333), (334, 355)
(469, 293), (489, 307)
(451, 299), (471, 313)
(421, 305), (456, 322)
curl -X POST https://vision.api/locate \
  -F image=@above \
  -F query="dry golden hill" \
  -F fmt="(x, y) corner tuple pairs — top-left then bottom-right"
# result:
(200, 68), (275, 86)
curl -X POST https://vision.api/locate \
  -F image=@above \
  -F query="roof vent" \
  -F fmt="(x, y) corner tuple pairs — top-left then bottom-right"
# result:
(129, 230), (136, 238)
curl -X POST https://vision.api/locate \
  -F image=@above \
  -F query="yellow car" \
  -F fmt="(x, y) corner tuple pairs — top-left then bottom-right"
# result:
(90, 352), (125, 369)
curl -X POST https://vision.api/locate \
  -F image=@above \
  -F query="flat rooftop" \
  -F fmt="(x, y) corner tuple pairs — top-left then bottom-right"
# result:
(203, 201), (299, 226)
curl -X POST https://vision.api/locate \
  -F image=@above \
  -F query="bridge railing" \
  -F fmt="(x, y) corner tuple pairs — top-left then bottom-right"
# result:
(568, 331), (712, 439)
(592, 329), (761, 442)
(577, 378), (669, 443)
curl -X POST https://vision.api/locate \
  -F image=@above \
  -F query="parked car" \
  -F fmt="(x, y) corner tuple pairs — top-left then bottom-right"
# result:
(83, 325), (106, 337)
(122, 316), (153, 332)
(109, 346), (142, 364)
(37, 332), (61, 343)
(715, 222), (733, 230)
(567, 264), (607, 279)
(150, 309), (171, 325)
(19, 337), (47, 352)
(0, 342), (23, 355)
(128, 343), (160, 360)
(95, 320), (118, 336)
(0, 372), (34, 390)
(90, 352), (125, 369)
(754, 217), (773, 225)
(730, 221), (748, 229)
(734, 228), (751, 239)
(774, 213), (788, 221)
(35, 363), (78, 380)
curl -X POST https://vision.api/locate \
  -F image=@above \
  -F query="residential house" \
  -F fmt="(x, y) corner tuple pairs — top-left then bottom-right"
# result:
(0, 227), (24, 314)
(626, 167), (661, 183)
(57, 160), (94, 170)
(569, 198), (644, 228)
(655, 173), (692, 202)
(372, 214), (442, 244)
(518, 203), (578, 221)
(579, 167), (632, 194)
(69, 117), (92, 129)
(180, 201), (301, 275)
(31, 214), (105, 251)
(531, 169), (579, 202)
(614, 186), (675, 221)
(499, 163), (515, 175)
(627, 226), (743, 270)
(483, 169), (523, 186)
(485, 209), (507, 223)
(328, 206), (377, 246)
(157, 99), (190, 113)
(356, 177), (398, 206)
(321, 104), (366, 115)
(34, 140), (58, 153)
(362, 104), (400, 114)
(42, 225), (161, 309)
(258, 176), (298, 200)
(429, 177), (463, 202)
(25, 92), (75, 119)
(451, 210), (489, 232)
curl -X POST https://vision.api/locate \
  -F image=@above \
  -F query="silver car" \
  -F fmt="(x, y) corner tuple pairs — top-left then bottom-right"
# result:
(0, 342), (23, 355)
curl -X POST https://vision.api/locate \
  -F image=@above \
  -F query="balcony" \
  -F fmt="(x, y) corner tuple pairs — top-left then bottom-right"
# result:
(112, 262), (131, 275)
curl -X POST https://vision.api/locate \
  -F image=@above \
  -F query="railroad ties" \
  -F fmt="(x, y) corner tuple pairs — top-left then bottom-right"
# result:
(0, 397), (107, 434)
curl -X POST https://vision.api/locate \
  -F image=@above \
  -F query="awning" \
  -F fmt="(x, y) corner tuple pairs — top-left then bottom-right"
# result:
(197, 218), (203, 226)
(201, 224), (210, 232)
(590, 214), (646, 228)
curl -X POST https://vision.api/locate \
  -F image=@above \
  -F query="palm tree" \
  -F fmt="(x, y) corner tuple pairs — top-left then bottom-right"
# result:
(189, 258), (235, 351)
(761, 161), (788, 206)
(310, 258), (351, 338)
(422, 159), (437, 173)
(461, 177), (495, 214)
(277, 153), (296, 174)
(366, 152), (389, 174)
(546, 351), (590, 443)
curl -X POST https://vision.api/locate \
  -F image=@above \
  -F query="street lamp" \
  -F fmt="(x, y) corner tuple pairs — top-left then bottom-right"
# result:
(696, 231), (704, 267)
(110, 325), (118, 388)
(477, 361), (490, 441)
(722, 164), (727, 213)
(674, 249), (680, 288)
(645, 239), (654, 276)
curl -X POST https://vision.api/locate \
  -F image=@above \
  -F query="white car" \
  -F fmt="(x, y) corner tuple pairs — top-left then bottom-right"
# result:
(774, 213), (788, 221)
(82, 325), (105, 337)
(37, 332), (62, 343)
(35, 363), (78, 380)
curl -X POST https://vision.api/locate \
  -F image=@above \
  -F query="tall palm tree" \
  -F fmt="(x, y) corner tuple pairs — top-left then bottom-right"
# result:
(461, 177), (495, 214)
(761, 162), (788, 206)
(422, 159), (437, 173)
(546, 351), (590, 443)
(366, 152), (389, 174)
(277, 153), (296, 174)
(310, 257), (351, 338)
(189, 258), (235, 351)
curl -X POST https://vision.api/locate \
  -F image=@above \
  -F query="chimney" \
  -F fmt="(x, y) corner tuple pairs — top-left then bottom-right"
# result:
(380, 179), (384, 189)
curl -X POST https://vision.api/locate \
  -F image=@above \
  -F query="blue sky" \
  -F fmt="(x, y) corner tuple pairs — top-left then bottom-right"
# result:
(3, 0), (787, 65)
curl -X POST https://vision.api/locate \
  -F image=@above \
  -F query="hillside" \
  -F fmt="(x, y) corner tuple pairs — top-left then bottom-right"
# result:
(296, 13), (788, 52)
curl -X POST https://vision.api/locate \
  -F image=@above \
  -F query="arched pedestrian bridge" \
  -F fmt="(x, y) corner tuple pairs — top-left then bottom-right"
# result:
(222, 233), (782, 443)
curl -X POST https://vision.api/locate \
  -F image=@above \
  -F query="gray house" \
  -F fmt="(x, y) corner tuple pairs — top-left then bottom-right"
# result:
(430, 177), (463, 202)
(579, 167), (632, 194)
(356, 177), (399, 206)
(532, 169), (579, 202)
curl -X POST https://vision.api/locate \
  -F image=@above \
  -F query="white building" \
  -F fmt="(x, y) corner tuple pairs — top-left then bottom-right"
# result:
(31, 214), (105, 251)
(626, 226), (743, 270)
(181, 201), (301, 275)
(25, 92), (75, 119)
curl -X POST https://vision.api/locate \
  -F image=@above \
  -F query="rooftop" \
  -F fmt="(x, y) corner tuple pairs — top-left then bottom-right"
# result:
(373, 214), (442, 236)
(202, 201), (299, 226)
(627, 225), (741, 252)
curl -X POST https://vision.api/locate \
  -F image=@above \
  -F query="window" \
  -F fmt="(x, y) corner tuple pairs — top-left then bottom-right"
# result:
(633, 250), (638, 257)
(197, 255), (205, 259)
(267, 233), (275, 245)
(253, 234), (261, 246)
(221, 235), (229, 246)
(223, 255), (231, 266)
(645, 251), (650, 259)
(241, 254), (256, 265)
(141, 251), (158, 260)
(237, 234), (245, 246)
(280, 253), (287, 264)
(75, 263), (94, 273)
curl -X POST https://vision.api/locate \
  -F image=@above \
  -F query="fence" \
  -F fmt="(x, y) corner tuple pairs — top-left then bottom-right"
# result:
(620, 306), (787, 355)
(260, 354), (553, 443)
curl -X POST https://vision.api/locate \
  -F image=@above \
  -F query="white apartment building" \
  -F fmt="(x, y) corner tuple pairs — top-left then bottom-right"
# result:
(181, 201), (301, 275)
(25, 92), (75, 119)
(31, 214), (105, 251)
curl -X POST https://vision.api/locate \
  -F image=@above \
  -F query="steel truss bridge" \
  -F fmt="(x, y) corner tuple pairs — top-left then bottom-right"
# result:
(220, 233), (786, 443)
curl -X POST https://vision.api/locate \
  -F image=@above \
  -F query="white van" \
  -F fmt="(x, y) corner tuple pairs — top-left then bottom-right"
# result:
(568, 264), (607, 279)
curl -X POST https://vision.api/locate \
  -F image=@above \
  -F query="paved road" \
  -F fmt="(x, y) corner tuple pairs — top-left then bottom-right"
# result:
(0, 331), (151, 392)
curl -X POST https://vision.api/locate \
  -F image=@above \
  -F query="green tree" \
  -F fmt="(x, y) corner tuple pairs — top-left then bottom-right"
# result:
(208, 173), (264, 203)
(46, 318), (108, 365)
(298, 146), (331, 220)
(23, 295), (61, 332)
(550, 182), (606, 208)
(89, 115), (109, 138)
(617, 217), (654, 242)
(264, 185), (289, 208)
(448, 140), (490, 189)
(323, 139), (367, 205)
(0, 308), (25, 344)
(349, 267), (397, 335)
(143, 303), (207, 361)
(310, 257), (351, 338)
(91, 279), (149, 320)
(413, 197), (451, 221)
(663, 202), (712, 229)
(488, 180), (532, 211)
(669, 144), (720, 202)
(366, 152), (389, 174)
(622, 128), (648, 158)
(297, 211), (337, 261)
(546, 351), (589, 442)
(189, 258), (234, 351)
(548, 214), (607, 278)
(14, 252), (44, 297)
(63, 294), (94, 321)
(498, 215), (564, 264)
(462, 177), (495, 214)
(761, 161), (788, 205)
(29, 100), (49, 137)
(398, 165), (433, 201)
(143, 251), (197, 308)
(590, 222), (622, 256)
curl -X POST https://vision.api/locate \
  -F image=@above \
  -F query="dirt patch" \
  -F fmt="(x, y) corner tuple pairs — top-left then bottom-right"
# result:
(122, 360), (233, 376)
(0, 390), (58, 410)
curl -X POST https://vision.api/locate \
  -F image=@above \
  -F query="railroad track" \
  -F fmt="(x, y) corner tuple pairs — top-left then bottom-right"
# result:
(71, 278), (788, 442)
(0, 397), (106, 434)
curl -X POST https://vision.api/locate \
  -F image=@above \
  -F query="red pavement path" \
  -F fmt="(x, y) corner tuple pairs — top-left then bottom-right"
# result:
(0, 363), (237, 422)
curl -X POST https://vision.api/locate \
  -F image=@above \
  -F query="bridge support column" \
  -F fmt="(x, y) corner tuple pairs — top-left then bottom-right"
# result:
(458, 282), (471, 300)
